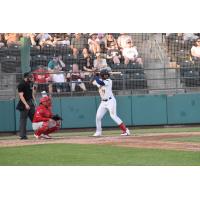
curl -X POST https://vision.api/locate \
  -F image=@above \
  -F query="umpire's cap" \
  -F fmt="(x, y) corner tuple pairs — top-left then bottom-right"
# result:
(23, 72), (32, 78)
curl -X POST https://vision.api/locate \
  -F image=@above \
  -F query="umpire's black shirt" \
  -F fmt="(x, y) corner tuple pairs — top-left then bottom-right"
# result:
(16, 80), (34, 110)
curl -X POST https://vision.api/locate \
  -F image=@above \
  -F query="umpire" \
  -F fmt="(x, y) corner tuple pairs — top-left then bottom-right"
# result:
(16, 72), (36, 140)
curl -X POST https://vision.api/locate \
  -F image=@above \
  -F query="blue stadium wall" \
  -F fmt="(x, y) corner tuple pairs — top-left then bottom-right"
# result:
(1, 93), (200, 132)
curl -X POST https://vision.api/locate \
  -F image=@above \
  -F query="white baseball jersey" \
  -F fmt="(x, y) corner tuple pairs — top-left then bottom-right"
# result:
(97, 78), (114, 100)
(93, 76), (123, 134)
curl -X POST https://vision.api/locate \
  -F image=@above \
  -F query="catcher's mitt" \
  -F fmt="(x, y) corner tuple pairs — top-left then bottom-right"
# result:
(52, 114), (63, 121)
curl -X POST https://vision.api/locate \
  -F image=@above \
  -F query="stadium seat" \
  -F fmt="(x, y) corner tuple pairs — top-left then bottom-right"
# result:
(55, 44), (72, 56)
(30, 45), (41, 56)
(40, 44), (55, 56)
(30, 55), (48, 68)
(184, 70), (200, 87)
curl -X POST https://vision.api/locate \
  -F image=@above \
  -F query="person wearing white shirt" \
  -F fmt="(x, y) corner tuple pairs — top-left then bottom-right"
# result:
(92, 69), (130, 137)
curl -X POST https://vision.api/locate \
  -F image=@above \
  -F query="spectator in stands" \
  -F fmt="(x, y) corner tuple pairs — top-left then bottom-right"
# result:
(88, 33), (101, 54)
(36, 33), (53, 47)
(48, 55), (66, 71)
(97, 33), (105, 45)
(71, 33), (88, 56)
(81, 51), (96, 77)
(4, 33), (21, 47)
(122, 40), (143, 65)
(22, 33), (36, 46)
(117, 33), (132, 50)
(53, 33), (70, 46)
(191, 38), (200, 63)
(0, 34), (5, 48)
(52, 65), (68, 93)
(66, 64), (87, 92)
(94, 52), (111, 72)
(106, 42), (121, 64)
(183, 33), (198, 42)
(32, 65), (52, 94)
(105, 33), (118, 50)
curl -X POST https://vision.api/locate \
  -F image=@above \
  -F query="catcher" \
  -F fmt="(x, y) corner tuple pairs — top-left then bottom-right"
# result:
(32, 96), (62, 139)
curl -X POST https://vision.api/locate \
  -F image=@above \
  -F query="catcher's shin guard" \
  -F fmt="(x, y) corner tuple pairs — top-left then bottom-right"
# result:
(34, 122), (49, 136)
(44, 122), (60, 135)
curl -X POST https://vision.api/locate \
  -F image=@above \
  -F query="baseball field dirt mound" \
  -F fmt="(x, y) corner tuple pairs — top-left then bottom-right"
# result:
(0, 132), (200, 151)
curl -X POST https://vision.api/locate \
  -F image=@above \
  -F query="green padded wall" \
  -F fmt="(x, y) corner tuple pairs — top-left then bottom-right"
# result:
(0, 100), (15, 132)
(132, 95), (167, 125)
(167, 93), (200, 124)
(95, 96), (132, 127)
(61, 96), (97, 128)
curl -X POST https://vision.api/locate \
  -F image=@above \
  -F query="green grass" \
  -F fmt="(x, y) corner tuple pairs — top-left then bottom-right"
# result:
(164, 136), (200, 143)
(0, 143), (200, 166)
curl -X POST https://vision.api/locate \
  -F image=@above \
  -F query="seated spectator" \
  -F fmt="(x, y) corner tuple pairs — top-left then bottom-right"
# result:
(53, 33), (70, 46)
(48, 55), (66, 71)
(36, 33), (53, 47)
(0, 34), (5, 48)
(4, 33), (21, 47)
(97, 33), (105, 45)
(106, 42), (121, 64)
(22, 33), (36, 46)
(71, 33), (88, 56)
(52, 65), (68, 93)
(105, 33), (118, 50)
(191, 38), (200, 63)
(88, 33), (101, 54)
(122, 40), (143, 65)
(183, 33), (198, 42)
(93, 52), (111, 72)
(32, 65), (52, 94)
(81, 51), (96, 77)
(117, 33), (133, 50)
(66, 64), (87, 92)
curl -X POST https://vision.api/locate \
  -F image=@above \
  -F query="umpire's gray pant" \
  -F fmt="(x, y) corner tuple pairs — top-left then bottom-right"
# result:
(19, 103), (35, 138)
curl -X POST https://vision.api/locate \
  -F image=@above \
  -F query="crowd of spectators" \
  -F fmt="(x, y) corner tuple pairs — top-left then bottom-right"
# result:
(0, 33), (145, 94)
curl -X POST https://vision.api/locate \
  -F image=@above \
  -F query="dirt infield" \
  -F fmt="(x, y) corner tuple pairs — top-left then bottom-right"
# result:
(0, 132), (200, 151)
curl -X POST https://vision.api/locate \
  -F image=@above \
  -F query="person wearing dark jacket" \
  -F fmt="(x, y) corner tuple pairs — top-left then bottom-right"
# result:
(16, 72), (36, 140)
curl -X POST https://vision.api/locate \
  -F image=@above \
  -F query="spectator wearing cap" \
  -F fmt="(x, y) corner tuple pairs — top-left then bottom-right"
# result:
(117, 33), (133, 50)
(88, 33), (101, 54)
(122, 40), (143, 65)
(16, 72), (36, 140)
(71, 33), (88, 57)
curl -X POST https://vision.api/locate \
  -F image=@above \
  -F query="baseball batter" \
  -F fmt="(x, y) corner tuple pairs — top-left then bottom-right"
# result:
(92, 69), (130, 136)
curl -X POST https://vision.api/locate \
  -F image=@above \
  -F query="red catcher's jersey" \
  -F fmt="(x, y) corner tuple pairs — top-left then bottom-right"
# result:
(33, 104), (53, 122)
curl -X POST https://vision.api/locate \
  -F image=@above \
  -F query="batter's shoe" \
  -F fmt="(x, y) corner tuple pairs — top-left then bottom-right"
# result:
(42, 134), (52, 139)
(121, 128), (130, 136)
(93, 132), (102, 137)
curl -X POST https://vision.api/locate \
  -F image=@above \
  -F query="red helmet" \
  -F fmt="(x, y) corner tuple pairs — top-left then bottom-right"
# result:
(40, 96), (51, 104)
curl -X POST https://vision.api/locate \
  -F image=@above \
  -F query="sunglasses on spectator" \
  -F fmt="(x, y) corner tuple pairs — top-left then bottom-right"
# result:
(197, 41), (200, 42)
